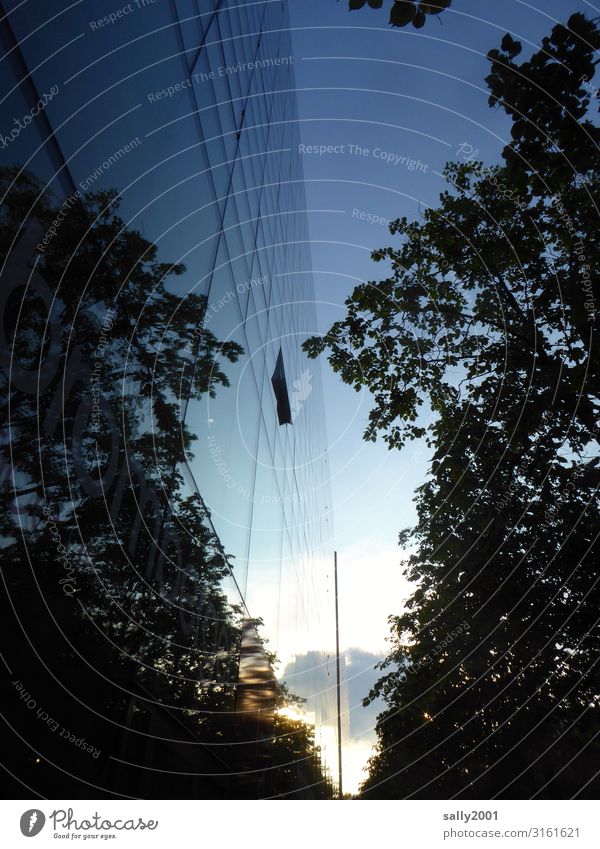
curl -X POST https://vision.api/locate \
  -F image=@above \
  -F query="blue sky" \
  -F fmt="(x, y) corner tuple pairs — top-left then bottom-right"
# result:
(286, 0), (594, 792)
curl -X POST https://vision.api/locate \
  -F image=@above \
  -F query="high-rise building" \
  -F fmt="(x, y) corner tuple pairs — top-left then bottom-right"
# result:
(0, 0), (343, 798)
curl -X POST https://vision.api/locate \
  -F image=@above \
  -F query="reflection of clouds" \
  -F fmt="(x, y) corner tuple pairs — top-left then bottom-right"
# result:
(281, 650), (340, 725)
(282, 646), (387, 794)
(281, 649), (343, 788)
(343, 649), (389, 794)
(274, 542), (412, 793)
(344, 647), (386, 739)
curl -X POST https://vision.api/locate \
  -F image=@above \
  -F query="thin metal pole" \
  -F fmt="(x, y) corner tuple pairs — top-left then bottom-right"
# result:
(334, 551), (343, 799)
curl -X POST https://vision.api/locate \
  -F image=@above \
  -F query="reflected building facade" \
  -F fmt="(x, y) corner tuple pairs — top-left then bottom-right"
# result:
(0, 0), (341, 798)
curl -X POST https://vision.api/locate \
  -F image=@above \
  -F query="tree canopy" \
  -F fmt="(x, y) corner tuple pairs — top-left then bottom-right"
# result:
(306, 13), (600, 798)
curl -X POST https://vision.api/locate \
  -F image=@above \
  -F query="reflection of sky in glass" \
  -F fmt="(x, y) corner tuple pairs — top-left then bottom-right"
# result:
(2, 0), (590, 796)
(1, 0), (341, 788)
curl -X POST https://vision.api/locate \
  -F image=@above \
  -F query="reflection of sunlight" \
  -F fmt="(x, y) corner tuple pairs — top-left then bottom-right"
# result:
(276, 704), (314, 725)
(318, 723), (339, 789)
(313, 724), (375, 796)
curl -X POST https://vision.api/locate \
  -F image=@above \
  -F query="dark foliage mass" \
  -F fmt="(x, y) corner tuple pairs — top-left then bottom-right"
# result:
(349, 0), (452, 29)
(307, 14), (600, 798)
(0, 172), (244, 795)
(0, 175), (327, 798)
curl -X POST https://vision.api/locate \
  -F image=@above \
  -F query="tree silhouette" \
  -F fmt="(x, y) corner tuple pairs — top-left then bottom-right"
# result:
(2, 169), (335, 798)
(271, 712), (335, 798)
(348, 0), (452, 29)
(306, 14), (600, 798)
(0, 169), (250, 797)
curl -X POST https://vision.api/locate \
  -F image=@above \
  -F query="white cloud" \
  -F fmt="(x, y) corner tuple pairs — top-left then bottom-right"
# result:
(336, 540), (413, 655)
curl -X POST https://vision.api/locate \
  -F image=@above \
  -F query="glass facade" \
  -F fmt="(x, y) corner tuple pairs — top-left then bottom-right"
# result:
(1, 0), (343, 798)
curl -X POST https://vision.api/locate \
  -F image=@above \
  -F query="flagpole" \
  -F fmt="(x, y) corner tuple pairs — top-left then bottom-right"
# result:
(334, 550), (343, 798)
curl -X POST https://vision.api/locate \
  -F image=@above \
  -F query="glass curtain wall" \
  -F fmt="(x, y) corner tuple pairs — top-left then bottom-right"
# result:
(0, 0), (341, 798)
